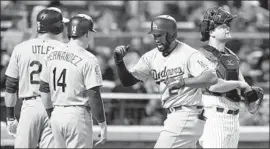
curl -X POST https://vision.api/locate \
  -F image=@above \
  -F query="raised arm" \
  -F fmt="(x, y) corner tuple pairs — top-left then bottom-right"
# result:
(114, 45), (140, 87)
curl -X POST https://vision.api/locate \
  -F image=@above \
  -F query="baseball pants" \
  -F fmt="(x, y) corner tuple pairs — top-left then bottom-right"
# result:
(199, 107), (240, 148)
(15, 97), (54, 148)
(50, 106), (93, 148)
(154, 106), (205, 148)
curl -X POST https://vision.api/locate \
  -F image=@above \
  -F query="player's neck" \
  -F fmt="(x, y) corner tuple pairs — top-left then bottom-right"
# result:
(38, 33), (58, 40)
(208, 39), (226, 52)
(69, 39), (87, 49)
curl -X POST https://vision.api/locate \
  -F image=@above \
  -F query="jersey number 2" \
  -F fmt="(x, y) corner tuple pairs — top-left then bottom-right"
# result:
(53, 67), (67, 92)
(30, 61), (42, 84)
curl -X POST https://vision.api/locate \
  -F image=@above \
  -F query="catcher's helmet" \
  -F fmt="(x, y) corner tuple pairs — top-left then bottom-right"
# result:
(36, 7), (64, 35)
(148, 15), (177, 43)
(200, 7), (236, 42)
(67, 14), (96, 38)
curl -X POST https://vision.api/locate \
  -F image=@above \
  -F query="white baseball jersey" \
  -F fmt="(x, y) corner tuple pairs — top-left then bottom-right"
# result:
(5, 38), (64, 98)
(130, 41), (214, 108)
(200, 47), (240, 110)
(40, 42), (103, 106)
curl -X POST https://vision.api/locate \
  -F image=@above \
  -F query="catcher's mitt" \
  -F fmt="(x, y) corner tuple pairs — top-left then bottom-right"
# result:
(243, 86), (264, 114)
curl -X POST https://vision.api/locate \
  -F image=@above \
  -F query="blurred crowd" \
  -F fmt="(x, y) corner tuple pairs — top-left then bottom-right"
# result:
(0, 0), (269, 126)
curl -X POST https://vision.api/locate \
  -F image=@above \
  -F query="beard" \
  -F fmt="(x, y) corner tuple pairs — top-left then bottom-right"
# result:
(156, 42), (170, 53)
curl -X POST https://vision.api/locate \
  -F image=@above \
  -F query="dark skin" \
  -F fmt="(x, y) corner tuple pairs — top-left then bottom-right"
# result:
(152, 33), (178, 57)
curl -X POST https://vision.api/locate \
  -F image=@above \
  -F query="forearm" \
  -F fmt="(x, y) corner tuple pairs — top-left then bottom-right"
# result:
(5, 92), (17, 119)
(39, 81), (53, 117)
(208, 79), (241, 93)
(88, 87), (106, 123)
(184, 70), (218, 88)
(40, 92), (53, 109)
(5, 76), (19, 118)
(116, 61), (139, 87)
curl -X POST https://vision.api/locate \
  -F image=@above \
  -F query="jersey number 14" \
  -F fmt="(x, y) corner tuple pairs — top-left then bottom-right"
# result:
(52, 67), (67, 92)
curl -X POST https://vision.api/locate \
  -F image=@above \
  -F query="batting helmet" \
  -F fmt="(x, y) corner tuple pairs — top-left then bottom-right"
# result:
(67, 14), (96, 38)
(36, 7), (64, 35)
(148, 15), (177, 43)
(200, 7), (236, 42)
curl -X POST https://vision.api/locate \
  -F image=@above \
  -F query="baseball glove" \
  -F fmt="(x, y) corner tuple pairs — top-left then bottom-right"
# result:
(243, 86), (264, 114)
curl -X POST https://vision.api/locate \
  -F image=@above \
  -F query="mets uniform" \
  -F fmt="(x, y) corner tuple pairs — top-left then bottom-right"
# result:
(40, 42), (103, 148)
(5, 38), (64, 148)
(130, 40), (212, 148)
(199, 46), (241, 148)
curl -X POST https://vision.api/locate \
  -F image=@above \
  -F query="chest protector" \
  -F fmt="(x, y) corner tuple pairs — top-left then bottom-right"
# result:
(201, 45), (241, 102)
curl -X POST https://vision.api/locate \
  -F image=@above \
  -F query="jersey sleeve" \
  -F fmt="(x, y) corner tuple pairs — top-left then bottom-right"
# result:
(187, 52), (215, 77)
(83, 58), (103, 90)
(5, 47), (19, 78)
(40, 56), (49, 83)
(129, 54), (151, 82)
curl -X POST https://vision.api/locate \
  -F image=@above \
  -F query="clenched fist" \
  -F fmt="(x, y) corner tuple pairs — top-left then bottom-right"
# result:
(114, 45), (130, 64)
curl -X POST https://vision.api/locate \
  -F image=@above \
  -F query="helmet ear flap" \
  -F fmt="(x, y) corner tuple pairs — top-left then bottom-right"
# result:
(166, 31), (177, 43)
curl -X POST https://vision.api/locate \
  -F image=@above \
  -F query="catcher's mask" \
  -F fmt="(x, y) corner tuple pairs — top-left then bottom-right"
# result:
(200, 7), (236, 42)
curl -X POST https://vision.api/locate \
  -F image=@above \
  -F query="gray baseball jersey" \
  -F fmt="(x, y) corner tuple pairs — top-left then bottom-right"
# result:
(130, 41), (214, 108)
(6, 38), (63, 98)
(40, 42), (103, 106)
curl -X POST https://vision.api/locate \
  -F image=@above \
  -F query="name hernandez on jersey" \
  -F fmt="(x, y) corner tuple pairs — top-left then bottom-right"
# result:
(47, 51), (83, 66)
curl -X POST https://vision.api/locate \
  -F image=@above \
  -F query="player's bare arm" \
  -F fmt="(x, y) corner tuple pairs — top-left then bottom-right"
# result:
(5, 76), (18, 112)
(5, 76), (19, 136)
(39, 80), (54, 118)
(87, 86), (107, 147)
(183, 70), (218, 88)
(208, 70), (251, 93)
(114, 45), (140, 87)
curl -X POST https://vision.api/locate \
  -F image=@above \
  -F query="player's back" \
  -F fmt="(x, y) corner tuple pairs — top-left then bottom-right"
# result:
(9, 38), (64, 98)
(45, 42), (101, 106)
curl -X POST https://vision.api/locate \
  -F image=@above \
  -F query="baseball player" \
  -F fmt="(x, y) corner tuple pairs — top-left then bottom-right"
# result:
(113, 15), (218, 148)
(39, 14), (107, 148)
(198, 7), (264, 148)
(4, 7), (67, 148)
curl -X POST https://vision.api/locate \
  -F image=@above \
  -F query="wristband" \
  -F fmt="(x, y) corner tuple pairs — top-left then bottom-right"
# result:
(6, 107), (15, 119)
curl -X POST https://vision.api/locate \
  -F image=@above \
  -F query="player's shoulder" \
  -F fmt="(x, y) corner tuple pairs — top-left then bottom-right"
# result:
(225, 46), (237, 55)
(142, 47), (159, 59)
(178, 41), (200, 56)
(181, 41), (197, 52)
(12, 38), (36, 54)
(14, 38), (35, 49)
(225, 46), (240, 61)
(78, 50), (98, 64)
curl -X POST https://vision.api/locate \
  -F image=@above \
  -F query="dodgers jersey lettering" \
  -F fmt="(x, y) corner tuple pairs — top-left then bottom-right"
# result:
(130, 41), (214, 108)
(5, 38), (64, 98)
(40, 42), (102, 106)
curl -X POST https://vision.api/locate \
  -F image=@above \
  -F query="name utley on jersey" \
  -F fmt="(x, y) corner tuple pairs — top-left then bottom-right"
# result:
(5, 38), (64, 98)
(130, 41), (214, 108)
(40, 42), (103, 106)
